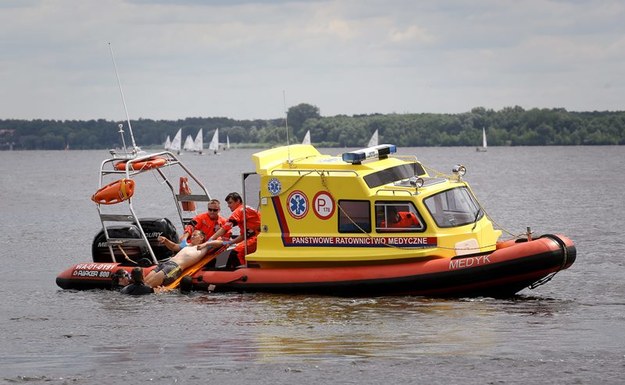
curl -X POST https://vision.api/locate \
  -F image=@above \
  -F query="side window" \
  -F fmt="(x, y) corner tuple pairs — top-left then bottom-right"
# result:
(338, 200), (371, 233)
(375, 201), (424, 232)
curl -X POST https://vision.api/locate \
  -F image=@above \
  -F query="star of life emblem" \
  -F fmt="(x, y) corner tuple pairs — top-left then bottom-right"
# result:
(287, 190), (308, 219)
(267, 178), (282, 196)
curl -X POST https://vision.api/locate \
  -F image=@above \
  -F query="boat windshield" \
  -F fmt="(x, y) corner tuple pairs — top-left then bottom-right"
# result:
(363, 163), (426, 188)
(423, 187), (482, 228)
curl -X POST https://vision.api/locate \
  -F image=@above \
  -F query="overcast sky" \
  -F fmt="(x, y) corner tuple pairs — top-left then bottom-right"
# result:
(1, 0), (623, 121)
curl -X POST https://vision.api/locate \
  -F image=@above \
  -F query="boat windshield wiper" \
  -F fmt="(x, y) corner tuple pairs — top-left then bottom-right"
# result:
(471, 207), (482, 231)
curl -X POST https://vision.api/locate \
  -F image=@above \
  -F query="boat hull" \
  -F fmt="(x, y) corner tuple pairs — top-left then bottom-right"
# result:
(56, 234), (575, 298)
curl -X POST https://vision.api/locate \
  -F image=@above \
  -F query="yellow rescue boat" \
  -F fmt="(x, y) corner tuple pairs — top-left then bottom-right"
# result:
(57, 144), (575, 297)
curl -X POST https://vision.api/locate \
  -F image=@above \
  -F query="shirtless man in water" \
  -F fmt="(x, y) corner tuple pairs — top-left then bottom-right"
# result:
(145, 230), (208, 288)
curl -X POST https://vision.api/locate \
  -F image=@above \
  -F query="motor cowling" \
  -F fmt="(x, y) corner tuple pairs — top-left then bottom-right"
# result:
(92, 217), (179, 263)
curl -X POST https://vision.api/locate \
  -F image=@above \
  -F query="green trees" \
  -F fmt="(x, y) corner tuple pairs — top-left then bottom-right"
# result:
(287, 103), (321, 142)
(1, 105), (625, 150)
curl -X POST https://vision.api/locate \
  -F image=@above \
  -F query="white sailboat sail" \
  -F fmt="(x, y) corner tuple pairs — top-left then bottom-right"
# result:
(482, 127), (488, 148)
(302, 130), (311, 145)
(170, 129), (182, 154)
(226, 135), (230, 150)
(367, 129), (378, 147)
(164, 135), (171, 150)
(183, 135), (195, 151)
(476, 127), (487, 152)
(209, 128), (219, 154)
(194, 128), (203, 154)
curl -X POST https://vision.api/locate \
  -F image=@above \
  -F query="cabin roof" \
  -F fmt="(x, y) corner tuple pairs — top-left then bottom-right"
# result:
(253, 144), (417, 178)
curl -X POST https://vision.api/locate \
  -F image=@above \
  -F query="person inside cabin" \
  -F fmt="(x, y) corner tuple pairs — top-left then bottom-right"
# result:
(145, 230), (210, 288)
(157, 199), (229, 252)
(381, 206), (420, 229)
(197, 192), (261, 270)
(120, 267), (154, 295)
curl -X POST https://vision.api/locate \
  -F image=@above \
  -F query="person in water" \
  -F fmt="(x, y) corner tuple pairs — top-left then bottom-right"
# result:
(111, 269), (131, 290)
(198, 192), (261, 269)
(120, 267), (154, 295)
(145, 230), (209, 288)
(158, 199), (229, 252)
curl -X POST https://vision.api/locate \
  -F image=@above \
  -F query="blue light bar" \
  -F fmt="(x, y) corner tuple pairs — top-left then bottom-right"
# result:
(342, 144), (397, 164)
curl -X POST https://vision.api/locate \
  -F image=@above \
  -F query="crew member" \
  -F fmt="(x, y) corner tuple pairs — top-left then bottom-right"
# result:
(158, 199), (229, 252)
(381, 206), (420, 229)
(198, 192), (261, 269)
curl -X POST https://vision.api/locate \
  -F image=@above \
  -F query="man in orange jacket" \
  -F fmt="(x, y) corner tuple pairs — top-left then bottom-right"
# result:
(158, 199), (230, 252)
(198, 192), (261, 269)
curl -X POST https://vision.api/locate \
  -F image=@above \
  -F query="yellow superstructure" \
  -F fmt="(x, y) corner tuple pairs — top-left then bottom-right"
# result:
(248, 144), (501, 265)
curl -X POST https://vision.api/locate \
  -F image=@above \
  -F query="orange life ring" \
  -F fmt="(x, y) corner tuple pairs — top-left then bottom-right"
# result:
(179, 176), (196, 211)
(115, 157), (167, 171)
(91, 178), (135, 205)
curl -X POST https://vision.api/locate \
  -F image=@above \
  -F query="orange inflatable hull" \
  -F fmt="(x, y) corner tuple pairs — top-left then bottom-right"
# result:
(56, 234), (575, 297)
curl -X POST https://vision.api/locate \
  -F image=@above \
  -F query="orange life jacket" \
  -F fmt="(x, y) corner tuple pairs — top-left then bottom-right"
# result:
(382, 211), (420, 228)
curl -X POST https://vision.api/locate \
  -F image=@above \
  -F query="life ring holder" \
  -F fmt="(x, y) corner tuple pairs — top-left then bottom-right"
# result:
(91, 178), (136, 205)
(114, 156), (167, 171)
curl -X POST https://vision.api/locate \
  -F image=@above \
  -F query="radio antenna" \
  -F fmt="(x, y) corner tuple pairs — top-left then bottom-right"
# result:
(108, 42), (138, 152)
(283, 90), (291, 163)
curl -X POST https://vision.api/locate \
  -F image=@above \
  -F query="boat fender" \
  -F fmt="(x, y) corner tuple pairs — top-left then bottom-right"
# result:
(91, 178), (135, 205)
(179, 176), (196, 211)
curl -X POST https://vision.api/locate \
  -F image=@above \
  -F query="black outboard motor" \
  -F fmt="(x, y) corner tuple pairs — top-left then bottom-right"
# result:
(92, 217), (179, 264)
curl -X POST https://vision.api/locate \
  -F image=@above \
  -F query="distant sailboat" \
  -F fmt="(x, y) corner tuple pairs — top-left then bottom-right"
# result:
(194, 128), (203, 154)
(226, 135), (230, 150)
(302, 130), (311, 145)
(170, 129), (182, 154)
(367, 129), (378, 147)
(164, 135), (171, 150)
(183, 135), (195, 151)
(476, 127), (488, 152)
(209, 128), (219, 154)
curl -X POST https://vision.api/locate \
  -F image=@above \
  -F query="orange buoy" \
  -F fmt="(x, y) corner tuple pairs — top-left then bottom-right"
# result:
(179, 176), (196, 211)
(91, 178), (135, 205)
(115, 157), (167, 171)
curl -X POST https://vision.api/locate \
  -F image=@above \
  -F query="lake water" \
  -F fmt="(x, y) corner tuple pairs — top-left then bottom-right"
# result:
(0, 146), (624, 384)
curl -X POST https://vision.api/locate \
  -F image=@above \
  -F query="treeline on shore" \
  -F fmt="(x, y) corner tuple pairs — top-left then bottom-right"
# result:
(1, 104), (624, 150)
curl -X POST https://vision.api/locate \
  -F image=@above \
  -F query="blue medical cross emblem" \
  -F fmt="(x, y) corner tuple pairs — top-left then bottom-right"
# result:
(267, 178), (281, 196)
(288, 191), (308, 218)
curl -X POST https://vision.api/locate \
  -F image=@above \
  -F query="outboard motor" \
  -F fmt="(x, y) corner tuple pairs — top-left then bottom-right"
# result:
(92, 217), (179, 264)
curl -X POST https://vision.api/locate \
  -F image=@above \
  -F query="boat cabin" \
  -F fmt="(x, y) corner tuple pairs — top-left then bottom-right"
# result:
(247, 144), (502, 266)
